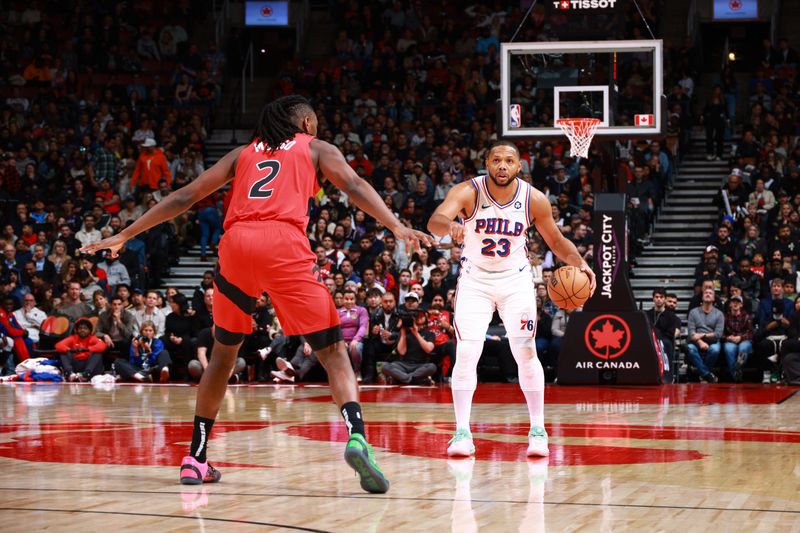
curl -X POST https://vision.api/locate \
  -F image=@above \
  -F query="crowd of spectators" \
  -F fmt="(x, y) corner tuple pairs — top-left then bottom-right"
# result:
(658, 37), (800, 384)
(5, 1), (796, 385)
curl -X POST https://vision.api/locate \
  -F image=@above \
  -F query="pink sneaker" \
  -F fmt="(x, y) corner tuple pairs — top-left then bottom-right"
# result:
(179, 456), (222, 485)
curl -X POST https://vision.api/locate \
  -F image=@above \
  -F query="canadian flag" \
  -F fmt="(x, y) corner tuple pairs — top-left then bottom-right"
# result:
(634, 114), (654, 126)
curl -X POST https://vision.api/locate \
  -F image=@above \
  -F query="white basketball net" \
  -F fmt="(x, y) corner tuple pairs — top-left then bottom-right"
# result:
(556, 118), (600, 158)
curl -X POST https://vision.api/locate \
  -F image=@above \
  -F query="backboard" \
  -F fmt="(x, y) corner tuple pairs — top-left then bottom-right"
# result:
(500, 40), (663, 139)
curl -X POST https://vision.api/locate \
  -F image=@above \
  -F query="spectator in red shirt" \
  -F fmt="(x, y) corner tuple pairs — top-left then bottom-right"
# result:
(55, 317), (107, 381)
(348, 147), (373, 177)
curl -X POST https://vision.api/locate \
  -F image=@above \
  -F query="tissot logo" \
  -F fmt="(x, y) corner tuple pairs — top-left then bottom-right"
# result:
(553, 0), (617, 9)
(584, 314), (631, 360)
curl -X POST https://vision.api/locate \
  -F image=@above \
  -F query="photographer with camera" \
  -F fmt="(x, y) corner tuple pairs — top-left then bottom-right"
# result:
(755, 278), (794, 384)
(426, 293), (455, 381)
(114, 320), (172, 383)
(362, 291), (401, 383)
(55, 317), (107, 382)
(380, 308), (437, 385)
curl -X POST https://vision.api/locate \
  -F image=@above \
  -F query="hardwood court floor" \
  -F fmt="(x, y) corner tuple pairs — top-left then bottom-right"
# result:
(0, 382), (799, 532)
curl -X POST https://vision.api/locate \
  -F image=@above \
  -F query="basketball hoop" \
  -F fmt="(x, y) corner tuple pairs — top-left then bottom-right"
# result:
(556, 118), (600, 159)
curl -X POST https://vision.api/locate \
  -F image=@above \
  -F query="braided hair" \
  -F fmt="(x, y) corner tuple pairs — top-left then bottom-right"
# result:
(251, 95), (314, 150)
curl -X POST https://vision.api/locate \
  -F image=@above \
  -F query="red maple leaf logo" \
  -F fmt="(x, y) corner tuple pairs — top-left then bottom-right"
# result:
(591, 319), (625, 358)
(729, 0), (741, 10)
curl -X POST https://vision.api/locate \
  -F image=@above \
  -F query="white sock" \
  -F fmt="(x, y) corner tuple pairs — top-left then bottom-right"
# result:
(453, 389), (475, 431)
(451, 339), (484, 433)
(509, 337), (545, 428)
(522, 389), (545, 428)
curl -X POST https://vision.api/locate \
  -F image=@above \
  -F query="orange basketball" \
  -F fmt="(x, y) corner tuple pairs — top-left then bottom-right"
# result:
(547, 266), (591, 310)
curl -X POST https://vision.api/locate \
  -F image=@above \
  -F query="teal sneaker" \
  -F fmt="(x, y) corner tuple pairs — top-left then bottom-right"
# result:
(527, 426), (550, 457)
(447, 428), (475, 457)
(344, 433), (390, 494)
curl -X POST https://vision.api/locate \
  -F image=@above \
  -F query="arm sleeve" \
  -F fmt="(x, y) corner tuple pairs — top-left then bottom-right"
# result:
(55, 336), (75, 353)
(161, 154), (172, 185)
(150, 338), (164, 359)
(130, 158), (142, 187)
(88, 337), (108, 353)
(687, 310), (697, 337)
(713, 312), (724, 340)
(354, 307), (368, 343)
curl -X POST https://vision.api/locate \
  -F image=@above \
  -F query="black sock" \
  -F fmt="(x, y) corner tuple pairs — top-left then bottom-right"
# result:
(341, 402), (365, 438)
(190, 416), (215, 463)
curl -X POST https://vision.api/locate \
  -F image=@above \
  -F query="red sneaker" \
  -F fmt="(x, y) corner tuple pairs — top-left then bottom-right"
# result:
(179, 456), (222, 485)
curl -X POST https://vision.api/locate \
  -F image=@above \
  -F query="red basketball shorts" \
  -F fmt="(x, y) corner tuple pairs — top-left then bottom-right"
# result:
(212, 220), (340, 343)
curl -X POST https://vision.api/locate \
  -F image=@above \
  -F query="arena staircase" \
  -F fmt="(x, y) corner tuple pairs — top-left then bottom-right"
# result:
(155, 130), (238, 293)
(631, 134), (733, 314)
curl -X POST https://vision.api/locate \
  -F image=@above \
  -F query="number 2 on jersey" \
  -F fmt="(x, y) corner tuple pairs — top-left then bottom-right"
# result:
(481, 238), (510, 257)
(248, 160), (281, 199)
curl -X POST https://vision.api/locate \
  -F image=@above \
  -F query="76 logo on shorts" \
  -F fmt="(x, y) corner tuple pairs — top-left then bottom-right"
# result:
(520, 319), (534, 331)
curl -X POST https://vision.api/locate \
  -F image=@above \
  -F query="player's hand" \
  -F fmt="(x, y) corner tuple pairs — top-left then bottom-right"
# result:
(303, 343), (312, 356)
(394, 226), (435, 253)
(448, 221), (465, 244)
(579, 263), (596, 297)
(79, 233), (128, 258)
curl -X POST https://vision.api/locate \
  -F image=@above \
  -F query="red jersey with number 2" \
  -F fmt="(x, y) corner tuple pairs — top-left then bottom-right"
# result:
(224, 133), (319, 233)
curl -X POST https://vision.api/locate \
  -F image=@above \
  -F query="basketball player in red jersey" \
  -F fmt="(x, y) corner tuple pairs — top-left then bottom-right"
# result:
(81, 95), (433, 493)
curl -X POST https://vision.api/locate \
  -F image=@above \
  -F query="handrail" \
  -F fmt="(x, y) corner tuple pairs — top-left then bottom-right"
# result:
(686, 0), (697, 40)
(242, 41), (254, 115)
(769, 0), (779, 44)
(214, 0), (231, 47)
(295, 0), (310, 55)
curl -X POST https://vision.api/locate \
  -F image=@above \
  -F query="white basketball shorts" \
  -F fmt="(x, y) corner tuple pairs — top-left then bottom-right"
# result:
(453, 261), (537, 341)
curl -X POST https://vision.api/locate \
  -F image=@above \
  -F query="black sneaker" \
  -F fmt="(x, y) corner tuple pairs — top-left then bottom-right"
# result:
(702, 372), (718, 384)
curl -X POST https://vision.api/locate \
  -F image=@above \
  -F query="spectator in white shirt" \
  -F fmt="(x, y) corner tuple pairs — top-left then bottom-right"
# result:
(13, 293), (46, 344)
(75, 214), (102, 248)
(132, 290), (167, 337)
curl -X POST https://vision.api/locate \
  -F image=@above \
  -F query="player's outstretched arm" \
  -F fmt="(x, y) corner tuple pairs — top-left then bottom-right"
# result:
(314, 139), (433, 251)
(530, 188), (597, 296)
(80, 146), (246, 257)
(427, 182), (476, 244)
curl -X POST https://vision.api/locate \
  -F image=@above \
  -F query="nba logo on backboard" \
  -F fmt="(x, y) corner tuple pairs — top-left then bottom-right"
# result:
(509, 104), (521, 128)
(634, 114), (654, 126)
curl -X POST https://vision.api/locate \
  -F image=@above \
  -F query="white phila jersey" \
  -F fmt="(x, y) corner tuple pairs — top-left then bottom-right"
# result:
(461, 175), (532, 271)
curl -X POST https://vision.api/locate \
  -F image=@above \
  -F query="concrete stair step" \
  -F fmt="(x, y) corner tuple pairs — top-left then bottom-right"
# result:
(635, 257), (699, 266)
(651, 231), (709, 240)
(659, 206), (719, 213)
(668, 189), (721, 196)
(656, 214), (717, 223)
(653, 222), (714, 231)
(665, 198), (720, 206)
(169, 267), (215, 276)
(635, 289), (694, 299)
(639, 246), (705, 254)
(631, 266), (695, 276)
(671, 182), (723, 190)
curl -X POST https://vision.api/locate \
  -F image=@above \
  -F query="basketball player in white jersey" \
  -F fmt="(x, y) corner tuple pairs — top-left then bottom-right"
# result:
(429, 140), (595, 456)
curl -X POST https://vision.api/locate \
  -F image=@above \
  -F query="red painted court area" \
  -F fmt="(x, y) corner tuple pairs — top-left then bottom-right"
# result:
(0, 383), (797, 469)
(305, 383), (800, 405)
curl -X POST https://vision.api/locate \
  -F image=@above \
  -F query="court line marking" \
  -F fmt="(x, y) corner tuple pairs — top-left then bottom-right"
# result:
(777, 389), (799, 405)
(0, 506), (331, 532)
(1, 487), (798, 515)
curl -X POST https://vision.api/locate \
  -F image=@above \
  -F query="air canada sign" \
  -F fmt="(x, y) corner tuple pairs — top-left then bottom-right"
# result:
(576, 314), (639, 370)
